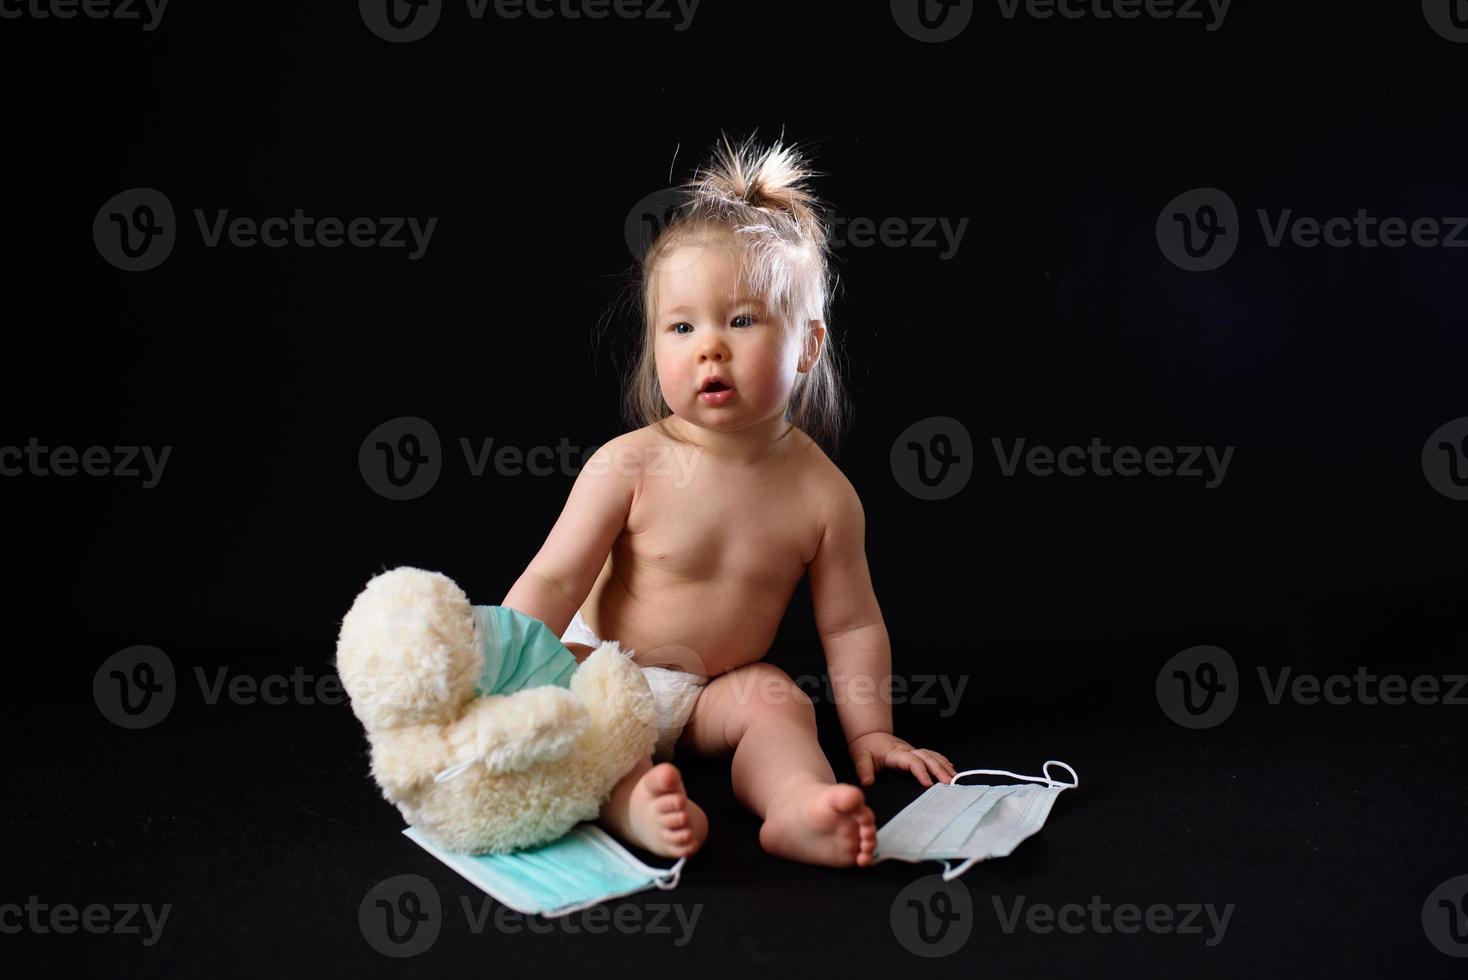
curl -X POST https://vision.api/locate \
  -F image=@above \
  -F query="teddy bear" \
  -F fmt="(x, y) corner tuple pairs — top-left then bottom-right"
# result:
(334, 566), (658, 854)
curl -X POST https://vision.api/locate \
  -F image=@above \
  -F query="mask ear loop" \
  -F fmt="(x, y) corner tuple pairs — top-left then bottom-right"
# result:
(948, 759), (1079, 789)
(434, 756), (482, 783)
(654, 857), (687, 890)
(938, 760), (1079, 881)
(941, 856), (982, 881)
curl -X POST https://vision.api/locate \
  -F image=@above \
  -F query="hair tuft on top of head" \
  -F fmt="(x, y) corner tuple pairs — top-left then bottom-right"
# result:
(683, 132), (829, 244)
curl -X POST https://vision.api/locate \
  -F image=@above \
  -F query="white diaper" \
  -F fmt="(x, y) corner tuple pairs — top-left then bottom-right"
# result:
(562, 611), (709, 762)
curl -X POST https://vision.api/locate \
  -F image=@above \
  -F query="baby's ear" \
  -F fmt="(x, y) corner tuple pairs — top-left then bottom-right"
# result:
(799, 319), (827, 372)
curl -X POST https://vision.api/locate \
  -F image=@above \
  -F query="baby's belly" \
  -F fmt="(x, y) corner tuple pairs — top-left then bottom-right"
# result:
(582, 575), (794, 678)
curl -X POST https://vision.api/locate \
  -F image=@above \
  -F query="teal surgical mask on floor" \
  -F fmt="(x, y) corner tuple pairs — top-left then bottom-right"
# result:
(404, 822), (686, 918)
(873, 761), (1079, 880)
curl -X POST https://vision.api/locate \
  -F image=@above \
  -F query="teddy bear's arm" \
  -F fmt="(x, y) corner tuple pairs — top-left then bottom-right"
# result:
(371, 686), (591, 797)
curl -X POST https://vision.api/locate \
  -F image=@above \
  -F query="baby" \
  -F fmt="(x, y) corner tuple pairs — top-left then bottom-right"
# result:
(501, 134), (955, 868)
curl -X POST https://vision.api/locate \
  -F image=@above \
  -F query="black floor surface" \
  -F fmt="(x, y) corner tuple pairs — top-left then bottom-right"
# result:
(6, 614), (1466, 978)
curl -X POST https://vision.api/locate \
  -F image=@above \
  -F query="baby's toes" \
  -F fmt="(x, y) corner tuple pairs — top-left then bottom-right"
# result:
(827, 783), (867, 816)
(654, 792), (687, 815)
(644, 762), (684, 797)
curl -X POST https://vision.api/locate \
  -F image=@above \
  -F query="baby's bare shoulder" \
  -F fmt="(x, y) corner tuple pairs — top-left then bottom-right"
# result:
(587, 426), (671, 470)
(787, 433), (862, 527)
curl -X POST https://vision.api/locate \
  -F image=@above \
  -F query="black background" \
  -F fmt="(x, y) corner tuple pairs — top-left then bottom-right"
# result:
(2, 1), (1465, 977)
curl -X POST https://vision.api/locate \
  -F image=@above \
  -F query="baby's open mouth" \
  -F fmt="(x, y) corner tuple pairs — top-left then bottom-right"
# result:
(703, 381), (730, 392)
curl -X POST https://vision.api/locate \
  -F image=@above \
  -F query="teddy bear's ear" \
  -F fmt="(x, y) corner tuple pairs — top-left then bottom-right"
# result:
(335, 566), (485, 731)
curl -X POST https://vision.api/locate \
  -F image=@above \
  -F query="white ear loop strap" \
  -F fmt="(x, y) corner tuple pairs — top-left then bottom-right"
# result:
(948, 759), (1079, 789)
(938, 760), (1079, 881)
(434, 756), (482, 783)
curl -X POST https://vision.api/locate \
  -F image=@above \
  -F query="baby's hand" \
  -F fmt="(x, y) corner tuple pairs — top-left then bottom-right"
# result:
(848, 732), (957, 788)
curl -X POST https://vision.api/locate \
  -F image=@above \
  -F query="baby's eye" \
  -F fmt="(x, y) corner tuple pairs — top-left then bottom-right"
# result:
(732, 314), (757, 328)
(671, 322), (693, 335)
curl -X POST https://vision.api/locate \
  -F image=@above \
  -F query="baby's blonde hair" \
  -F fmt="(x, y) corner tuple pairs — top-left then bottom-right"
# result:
(617, 133), (851, 457)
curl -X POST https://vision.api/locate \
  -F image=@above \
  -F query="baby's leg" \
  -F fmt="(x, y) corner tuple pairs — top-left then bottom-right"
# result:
(678, 661), (875, 867)
(597, 753), (707, 859)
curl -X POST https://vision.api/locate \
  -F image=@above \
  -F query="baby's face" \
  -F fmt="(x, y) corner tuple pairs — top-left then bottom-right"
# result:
(651, 241), (807, 434)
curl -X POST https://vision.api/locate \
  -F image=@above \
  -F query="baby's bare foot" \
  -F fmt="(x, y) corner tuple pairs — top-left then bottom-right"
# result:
(758, 781), (876, 868)
(622, 763), (708, 859)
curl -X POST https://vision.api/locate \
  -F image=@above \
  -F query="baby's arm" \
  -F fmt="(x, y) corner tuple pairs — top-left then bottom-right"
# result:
(500, 436), (638, 641)
(808, 473), (957, 787)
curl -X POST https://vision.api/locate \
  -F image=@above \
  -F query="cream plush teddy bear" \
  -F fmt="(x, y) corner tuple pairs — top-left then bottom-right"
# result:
(335, 566), (657, 854)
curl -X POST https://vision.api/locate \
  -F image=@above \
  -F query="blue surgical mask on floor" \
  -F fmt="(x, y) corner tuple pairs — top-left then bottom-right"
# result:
(405, 822), (686, 919)
(873, 761), (1079, 880)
